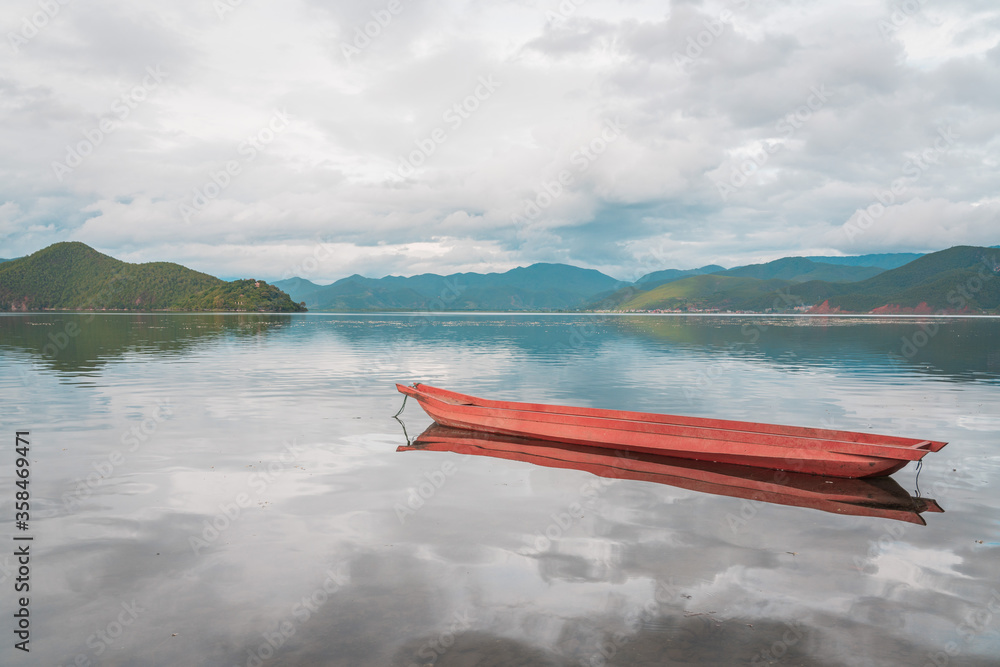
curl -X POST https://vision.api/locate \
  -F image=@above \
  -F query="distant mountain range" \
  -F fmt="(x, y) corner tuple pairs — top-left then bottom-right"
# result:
(273, 247), (997, 314)
(0, 242), (304, 312)
(3, 243), (998, 314)
(274, 263), (629, 311)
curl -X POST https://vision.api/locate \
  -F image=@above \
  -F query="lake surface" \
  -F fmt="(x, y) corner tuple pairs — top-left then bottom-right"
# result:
(1, 313), (998, 666)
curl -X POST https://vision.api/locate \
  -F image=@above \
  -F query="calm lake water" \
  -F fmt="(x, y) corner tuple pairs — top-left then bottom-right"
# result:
(1, 313), (998, 666)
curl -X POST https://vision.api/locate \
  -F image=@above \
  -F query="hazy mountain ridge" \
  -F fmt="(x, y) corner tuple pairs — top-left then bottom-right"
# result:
(801, 253), (924, 269)
(0, 242), (305, 312)
(277, 263), (628, 311)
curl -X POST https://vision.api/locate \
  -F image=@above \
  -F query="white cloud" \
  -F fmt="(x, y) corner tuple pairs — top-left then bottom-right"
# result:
(831, 197), (1000, 251)
(1, 0), (998, 279)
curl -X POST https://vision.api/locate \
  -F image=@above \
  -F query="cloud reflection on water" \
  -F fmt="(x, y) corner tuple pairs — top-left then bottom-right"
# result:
(1, 313), (997, 666)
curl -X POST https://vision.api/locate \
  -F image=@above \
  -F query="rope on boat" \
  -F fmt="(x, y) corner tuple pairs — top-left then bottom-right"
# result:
(393, 393), (408, 418)
(394, 413), (412, 446)
(913, 459), (923, 497)
(392, 384), (419, 445)
(392, 382), (420, 418)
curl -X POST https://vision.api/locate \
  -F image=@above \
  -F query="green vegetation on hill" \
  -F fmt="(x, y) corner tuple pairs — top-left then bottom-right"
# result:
(620, 274), (798, 311)
(828, 246), (993, 297)
(717, 257), (884, 283)
(822, 246), (1000, 312)
(0, 242), (305, 312)
(633, 265), (727, 288)
(567, 265), (728, 310)
(177, 279), (307, 311)
(595, 257), (882, 311)
(616, 246), (1000, 314)
(588, 285), (647, 310)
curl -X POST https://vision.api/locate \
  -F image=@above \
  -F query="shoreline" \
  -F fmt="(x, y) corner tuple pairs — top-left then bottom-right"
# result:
(3, 311), (999, 319)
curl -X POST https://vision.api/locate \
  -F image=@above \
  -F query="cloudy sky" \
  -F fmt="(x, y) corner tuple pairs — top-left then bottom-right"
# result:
(2, 0), (999, 283)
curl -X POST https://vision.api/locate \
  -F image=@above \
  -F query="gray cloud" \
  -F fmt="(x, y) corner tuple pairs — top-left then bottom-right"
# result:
(1, 0), (998, 281)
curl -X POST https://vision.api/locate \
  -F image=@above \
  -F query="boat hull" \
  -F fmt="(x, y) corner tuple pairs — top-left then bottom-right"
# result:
(396, 384), (947, 479)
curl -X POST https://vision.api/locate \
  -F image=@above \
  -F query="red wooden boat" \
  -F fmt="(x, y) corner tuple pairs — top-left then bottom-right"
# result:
(395, 383), (948, 478)
(400, 424), (944, 524)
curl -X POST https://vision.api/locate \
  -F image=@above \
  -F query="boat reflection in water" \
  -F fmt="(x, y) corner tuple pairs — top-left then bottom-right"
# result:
(398, 424), (944, 525)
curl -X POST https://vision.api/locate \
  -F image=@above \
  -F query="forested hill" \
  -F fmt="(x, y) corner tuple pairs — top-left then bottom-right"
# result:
(592, 256), (886, 310)
(613, 246), (1000, 314)
(0, 242), (305, 312)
